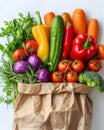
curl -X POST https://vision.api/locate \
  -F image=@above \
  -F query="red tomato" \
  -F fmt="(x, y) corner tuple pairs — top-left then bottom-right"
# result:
(66, 71), (78, 82)
(51, 71), (64, 83)
(24, 40), (38, 54)
(71, 60), (84, 72)
(58, 59), (71, 73)
(87, 59), (102, 72)
(13, 49), (26, 61)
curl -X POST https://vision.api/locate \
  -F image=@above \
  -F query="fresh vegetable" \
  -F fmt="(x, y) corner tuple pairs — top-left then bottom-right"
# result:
(0, 12), (37, 61)
(32, 11), (49, 62)
(78, 70), (104, 92)
(72, 8), (87, 35)
(51, 71), (64, 83)
(87, 18), (99, 43)
(27, 54), (41, 70)
(97, 44), (104, 59)
(24, 40), (38, 54)
(44, 12), (55, 27)
(71, 60), (84, 72)
(87, 59), (102, 72)
(62, 18), (74, 59)
(66, 71), (78, 82)
(36, 68), (51, 82)
(58, 59), (71, 73)
(61, 12), (72, 26)
(13, 60), (28, 73)
(48, 15), (64, 72)
(13, 49), (26, 61)
(70, 33), (97, 61)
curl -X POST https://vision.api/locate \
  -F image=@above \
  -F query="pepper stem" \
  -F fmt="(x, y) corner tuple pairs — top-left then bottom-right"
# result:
(35, 10), (43, 25)
(66, 21), (72, 26)
(83, 35), (91, 49)
(64, 13), (72, 26)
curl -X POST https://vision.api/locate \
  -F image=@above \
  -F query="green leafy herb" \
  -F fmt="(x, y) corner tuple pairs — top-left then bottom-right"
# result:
(0, 12), (37, 61)
(0, 58), (18, 105)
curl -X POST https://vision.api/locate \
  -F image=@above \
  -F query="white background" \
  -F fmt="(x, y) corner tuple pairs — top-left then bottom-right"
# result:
(0, 0), (104, 130)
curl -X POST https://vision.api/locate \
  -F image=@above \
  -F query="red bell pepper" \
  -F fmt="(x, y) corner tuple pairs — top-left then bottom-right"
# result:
(70, 33), (97, 61)
(62, 22), (74, 59)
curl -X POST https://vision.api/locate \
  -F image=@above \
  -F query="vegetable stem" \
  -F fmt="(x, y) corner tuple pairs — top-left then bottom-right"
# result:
(83, 35), (90, 49)
(35, 11), (43, 25)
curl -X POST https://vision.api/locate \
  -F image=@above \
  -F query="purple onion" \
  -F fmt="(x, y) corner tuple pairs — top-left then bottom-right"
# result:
(36, 68), (51, 82)
(27, 54), (41, 69)
(13, 60), (28, 73)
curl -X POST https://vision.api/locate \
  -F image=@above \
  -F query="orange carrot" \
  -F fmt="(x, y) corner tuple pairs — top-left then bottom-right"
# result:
(87, 18), (99, 43)
(97, 44), (104, 59)
(44, 12), (55, 27)
(61, 12), (72, 26)
(72, 8), (87, 35)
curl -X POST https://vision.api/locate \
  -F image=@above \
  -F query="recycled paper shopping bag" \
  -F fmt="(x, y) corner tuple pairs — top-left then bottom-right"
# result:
(13, 82), (92, 130)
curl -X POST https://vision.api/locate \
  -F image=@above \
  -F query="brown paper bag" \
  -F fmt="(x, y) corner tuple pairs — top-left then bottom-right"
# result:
(13, 82), (92, 130)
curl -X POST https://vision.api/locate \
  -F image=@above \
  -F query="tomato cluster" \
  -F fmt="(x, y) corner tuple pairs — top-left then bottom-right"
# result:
(51, 59), (82, 83)
(51, 58), (102, 83)
(13, 40), (38, 61)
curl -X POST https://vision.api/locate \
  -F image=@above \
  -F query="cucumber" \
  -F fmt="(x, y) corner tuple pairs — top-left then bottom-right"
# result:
(48, 15), (64, 72)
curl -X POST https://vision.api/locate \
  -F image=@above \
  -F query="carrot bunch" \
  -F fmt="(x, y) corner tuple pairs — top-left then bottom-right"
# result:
(43, 9), (99, 44)
(72, 8), (99, 43)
